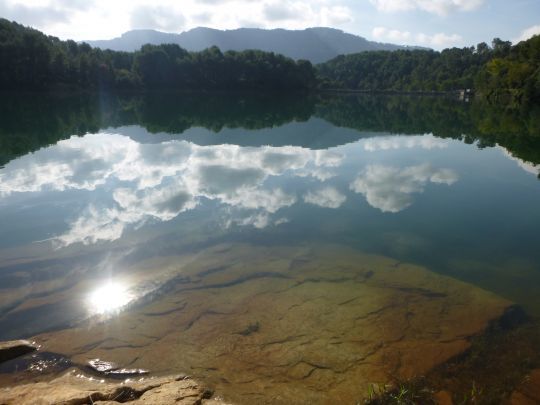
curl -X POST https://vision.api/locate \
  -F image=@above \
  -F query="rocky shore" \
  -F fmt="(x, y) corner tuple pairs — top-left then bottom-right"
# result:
(0, 341), (225, 404)
(0, 372), (224, 405)
(0, 340), (38, 364)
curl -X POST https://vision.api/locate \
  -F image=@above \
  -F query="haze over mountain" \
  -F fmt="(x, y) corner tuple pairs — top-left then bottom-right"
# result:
(85, 27), (419, 64)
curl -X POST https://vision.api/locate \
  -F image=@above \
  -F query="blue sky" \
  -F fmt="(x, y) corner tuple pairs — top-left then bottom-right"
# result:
(0, 0), (539, 49)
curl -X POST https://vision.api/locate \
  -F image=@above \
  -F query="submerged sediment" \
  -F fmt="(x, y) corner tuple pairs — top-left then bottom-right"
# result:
(1, 243), (514, 404)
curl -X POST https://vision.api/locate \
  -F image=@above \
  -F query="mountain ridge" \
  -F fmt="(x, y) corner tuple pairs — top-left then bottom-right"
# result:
(85, 27), (424, 63)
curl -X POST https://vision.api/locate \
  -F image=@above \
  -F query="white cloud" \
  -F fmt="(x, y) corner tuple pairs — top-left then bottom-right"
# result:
(0, 0), (94, 29)
(370, 0), (485, 16)
(263, 2), (299, 21)
(130, 6), (186, 31)
(0, 134), (343, 246)
(372, 26), (462, 47)
(513, 24), (540, 44)
(416, 32), (462, 47)
(350, 164), (458, 213)
(320, 5), (353, 25)
(261, 1), (353, 26)
(2, 0), (354, 41)
(372, 26), (411, 42)
(303, 186), (346, 208)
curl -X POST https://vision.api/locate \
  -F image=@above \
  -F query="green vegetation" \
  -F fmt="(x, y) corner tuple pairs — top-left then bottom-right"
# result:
(1, 17), (539, 100)
(0, 19), (315, 91)
(476, 36), (540, 102)
(317, 36), (540, 102)
(364, 379), (435, 404)
(318, 48), (486, 92)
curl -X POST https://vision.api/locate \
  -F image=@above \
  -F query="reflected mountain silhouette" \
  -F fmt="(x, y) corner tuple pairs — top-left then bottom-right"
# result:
(1, 92), (539, 168)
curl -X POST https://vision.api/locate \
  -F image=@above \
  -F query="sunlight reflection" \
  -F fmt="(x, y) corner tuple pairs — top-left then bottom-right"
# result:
(88, 282), (132, 315)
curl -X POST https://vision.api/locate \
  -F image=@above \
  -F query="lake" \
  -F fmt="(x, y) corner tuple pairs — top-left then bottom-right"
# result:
(0, 92), (539, 403)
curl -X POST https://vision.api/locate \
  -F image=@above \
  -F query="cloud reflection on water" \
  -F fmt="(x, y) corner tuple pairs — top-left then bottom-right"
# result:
(350, 163), (458, 213)
(0, 132), (469, 246)
(0, 133), (344, 246)
(303, 186), (347, 208)
(363, 134), (450, 151)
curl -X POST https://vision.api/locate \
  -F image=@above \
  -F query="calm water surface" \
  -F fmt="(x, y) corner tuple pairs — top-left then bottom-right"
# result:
(0, 93), (539, 402)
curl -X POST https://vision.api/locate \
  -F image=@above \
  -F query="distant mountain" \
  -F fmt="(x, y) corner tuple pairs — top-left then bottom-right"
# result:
(85, 27), (420, 64)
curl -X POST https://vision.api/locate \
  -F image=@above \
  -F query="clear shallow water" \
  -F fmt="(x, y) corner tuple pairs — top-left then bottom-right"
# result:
(0, 93), (539, 402)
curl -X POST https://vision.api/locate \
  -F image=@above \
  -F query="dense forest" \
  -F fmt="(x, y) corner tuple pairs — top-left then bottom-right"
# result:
(0, 18), (539, 100)
(317, 36), (540, 102)
(0, 19), (315, 90)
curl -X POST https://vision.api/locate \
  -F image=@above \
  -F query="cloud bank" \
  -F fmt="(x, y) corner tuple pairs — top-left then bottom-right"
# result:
(1, 0), (354, 40)
(372, 26), (462, 47)
(513, 25), (540, 44)
(370, 0), (485, 16)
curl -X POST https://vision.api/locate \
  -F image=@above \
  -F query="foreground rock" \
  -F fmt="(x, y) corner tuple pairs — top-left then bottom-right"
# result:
(0, 372), (224, 405)
(0, 340), (37, 363)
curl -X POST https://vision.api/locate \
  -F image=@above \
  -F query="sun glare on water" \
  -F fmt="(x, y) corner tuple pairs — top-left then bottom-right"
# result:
(88, 282), (132, 315)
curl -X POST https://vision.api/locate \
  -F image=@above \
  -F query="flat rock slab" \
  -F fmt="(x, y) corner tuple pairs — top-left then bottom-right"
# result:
(33, 243), (512, 404)
(0, 372), (223, 405)
(0, 340), (37, 363)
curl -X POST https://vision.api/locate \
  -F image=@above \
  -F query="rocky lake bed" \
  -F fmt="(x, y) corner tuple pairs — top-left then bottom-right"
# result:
(0, 243), (527, 404)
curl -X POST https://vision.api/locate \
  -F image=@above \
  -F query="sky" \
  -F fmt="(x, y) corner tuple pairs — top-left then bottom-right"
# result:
(0, 0), (539, 49)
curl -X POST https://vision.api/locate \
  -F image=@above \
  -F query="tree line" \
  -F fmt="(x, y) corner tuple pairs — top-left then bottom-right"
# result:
(0, 18), (539, 102)
(0, 19), (316, 91)
(317, 37), (540, 102)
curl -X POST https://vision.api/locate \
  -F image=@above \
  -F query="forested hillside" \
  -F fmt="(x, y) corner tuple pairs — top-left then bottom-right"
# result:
(317, 36), (540, 102)
(1, 18), (539, 101)
(85, 27), (410, 64)
(0, 19), (316, 90)
(475, 35), (540, 101)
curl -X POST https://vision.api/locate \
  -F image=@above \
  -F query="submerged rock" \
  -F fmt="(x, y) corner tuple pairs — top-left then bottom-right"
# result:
(433, 390), (453, 405)
(510, 369), (540, 405)
(0, 372), (224, 405)
(32, 243), (514, 404)
(0, 340), (37, 363)
(87, 358), (149, 376)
